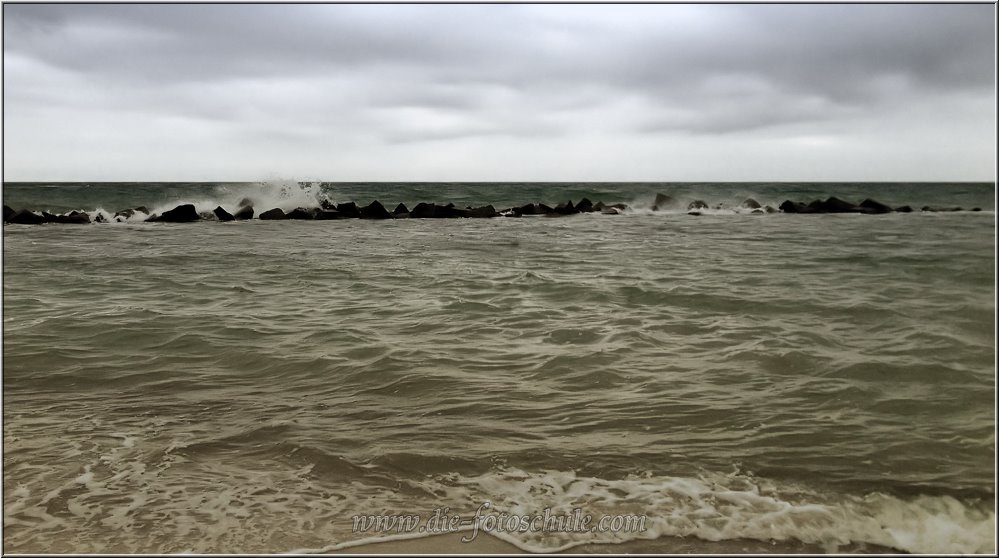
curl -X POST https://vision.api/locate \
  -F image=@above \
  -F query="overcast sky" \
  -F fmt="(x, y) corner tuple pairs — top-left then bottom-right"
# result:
(3, 3), (995, 181)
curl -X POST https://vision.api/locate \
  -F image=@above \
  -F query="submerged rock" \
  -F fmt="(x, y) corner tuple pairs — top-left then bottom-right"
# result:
(688, 200), (709, 210)
(214, 206), (235, 221)
(259, 208), (287, 220)
(742, 198), (762, 209)
(894, 205), (913, 213)
(859, 198), (892, 214)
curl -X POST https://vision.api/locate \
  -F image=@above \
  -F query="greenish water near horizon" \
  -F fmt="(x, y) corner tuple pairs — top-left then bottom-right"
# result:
(2, 181), (995, 553)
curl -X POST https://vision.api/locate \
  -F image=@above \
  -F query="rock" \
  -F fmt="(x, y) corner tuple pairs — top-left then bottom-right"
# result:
(779, 200), (810, 213)
(336, 202), (360, 218)
(320, 199), (336, 210)
(894, 205), (913, 213)
(287, 207), (317, 220)
(315, 210), (344, 220)
(688, 200), (708, 210)
(538, 203), (555, 214)
(42, 211), (60, 223)
(764, 205), (777, 213)
(593, 201), (606, 211)
(652, 193), (678, 211)
(154, 204), (200, 223)
(688, 211), (703, 216)
(199, 211), (217, 221)
(4, 205), (17, 222)
(57, 211), (91, 224)
(859, 198), (892, 214)
(95, 213), (108, 223)
(9, 210), (45, 224)
(469, 205), (497, 218)
(259, 208), (287, 220)
(553, 201), (579, 215)
(393, 203), (409, 215)
(742, 198), (762, 209)
(360, 200), (393, 219)
(214, 206), (235, 221)
(819, 196), (860, 213)
(234, 205), (254, 220)
(972, 207), (982, 212)
(237, 197), (254, 208)
(610, 203), (629, 211)
(512, 203), (538, 216)
(576, 198), (595, 213)
(410, 203), (437, 218)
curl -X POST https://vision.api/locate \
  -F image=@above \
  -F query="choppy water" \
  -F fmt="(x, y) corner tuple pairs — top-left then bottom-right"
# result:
(2, 182), (995, 553)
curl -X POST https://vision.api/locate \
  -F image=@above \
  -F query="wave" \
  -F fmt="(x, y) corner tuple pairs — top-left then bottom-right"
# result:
(283, 467), (995, 554)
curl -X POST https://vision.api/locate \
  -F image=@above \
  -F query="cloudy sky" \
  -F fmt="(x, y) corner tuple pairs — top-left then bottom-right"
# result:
(3, 3), (995, 181)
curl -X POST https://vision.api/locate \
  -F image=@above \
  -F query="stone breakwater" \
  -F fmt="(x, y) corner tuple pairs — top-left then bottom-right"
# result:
(2, 193), (985, 225)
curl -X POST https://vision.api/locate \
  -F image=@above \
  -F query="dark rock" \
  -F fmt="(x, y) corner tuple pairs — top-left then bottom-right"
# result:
(688, 200), (708, 210)
(779, 200), (811, 213)
(10, 210), (46, 224)
(610, 203), (629, 211)
(820, 196), (860, 213)
(576, 198), (595, 213)
(447, 207), (474, 218)
(320, 199), (336, 210)
(287, 207), (317, 220)
(859, 198), (892, 214)
(513, 203), (538, 216)
(393, 203), (409, 215)
(155, 204), (200, 223)
(95, 213), (108, 223)
(593, 201), (606, 211)
(469, 205), (497, 218)
(199, 211), (217, 221)
(336, 202), (360, 218)
(553, 201), (579, 215)
(3, 205), (16, 222)
(42, 211), (59, 223)
(411, 203), (437, 218)
(360, 200), (393, 219)
(894, 205), (913, 213)
(764, 205), (777, 213)
(688, 211), (703, 216)
(972, 207), (982, 212)
(315, 210), (344, 220)
(234, 205), (254, 220)
(259, 208), (287, 220)
(652, 193), (678, 211)
(538, 203), (555, 214)
(742, 198), (762, 209)
(57, 211), (91, 224)
(921, 206), (933, 212)
(214, 206), (235, 221)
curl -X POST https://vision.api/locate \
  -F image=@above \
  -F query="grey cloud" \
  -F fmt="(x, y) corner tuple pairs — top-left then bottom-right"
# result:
(2, 4), (994, 180)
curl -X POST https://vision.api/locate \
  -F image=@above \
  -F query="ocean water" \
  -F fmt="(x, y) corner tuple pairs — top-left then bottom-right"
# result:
(2, 181), (995, 553)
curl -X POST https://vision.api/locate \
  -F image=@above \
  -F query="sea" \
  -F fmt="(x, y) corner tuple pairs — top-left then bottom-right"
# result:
(2, 181), (995, 553)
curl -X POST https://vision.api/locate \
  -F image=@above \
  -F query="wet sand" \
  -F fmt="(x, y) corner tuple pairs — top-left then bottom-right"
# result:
(330, 532), (903, 554)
